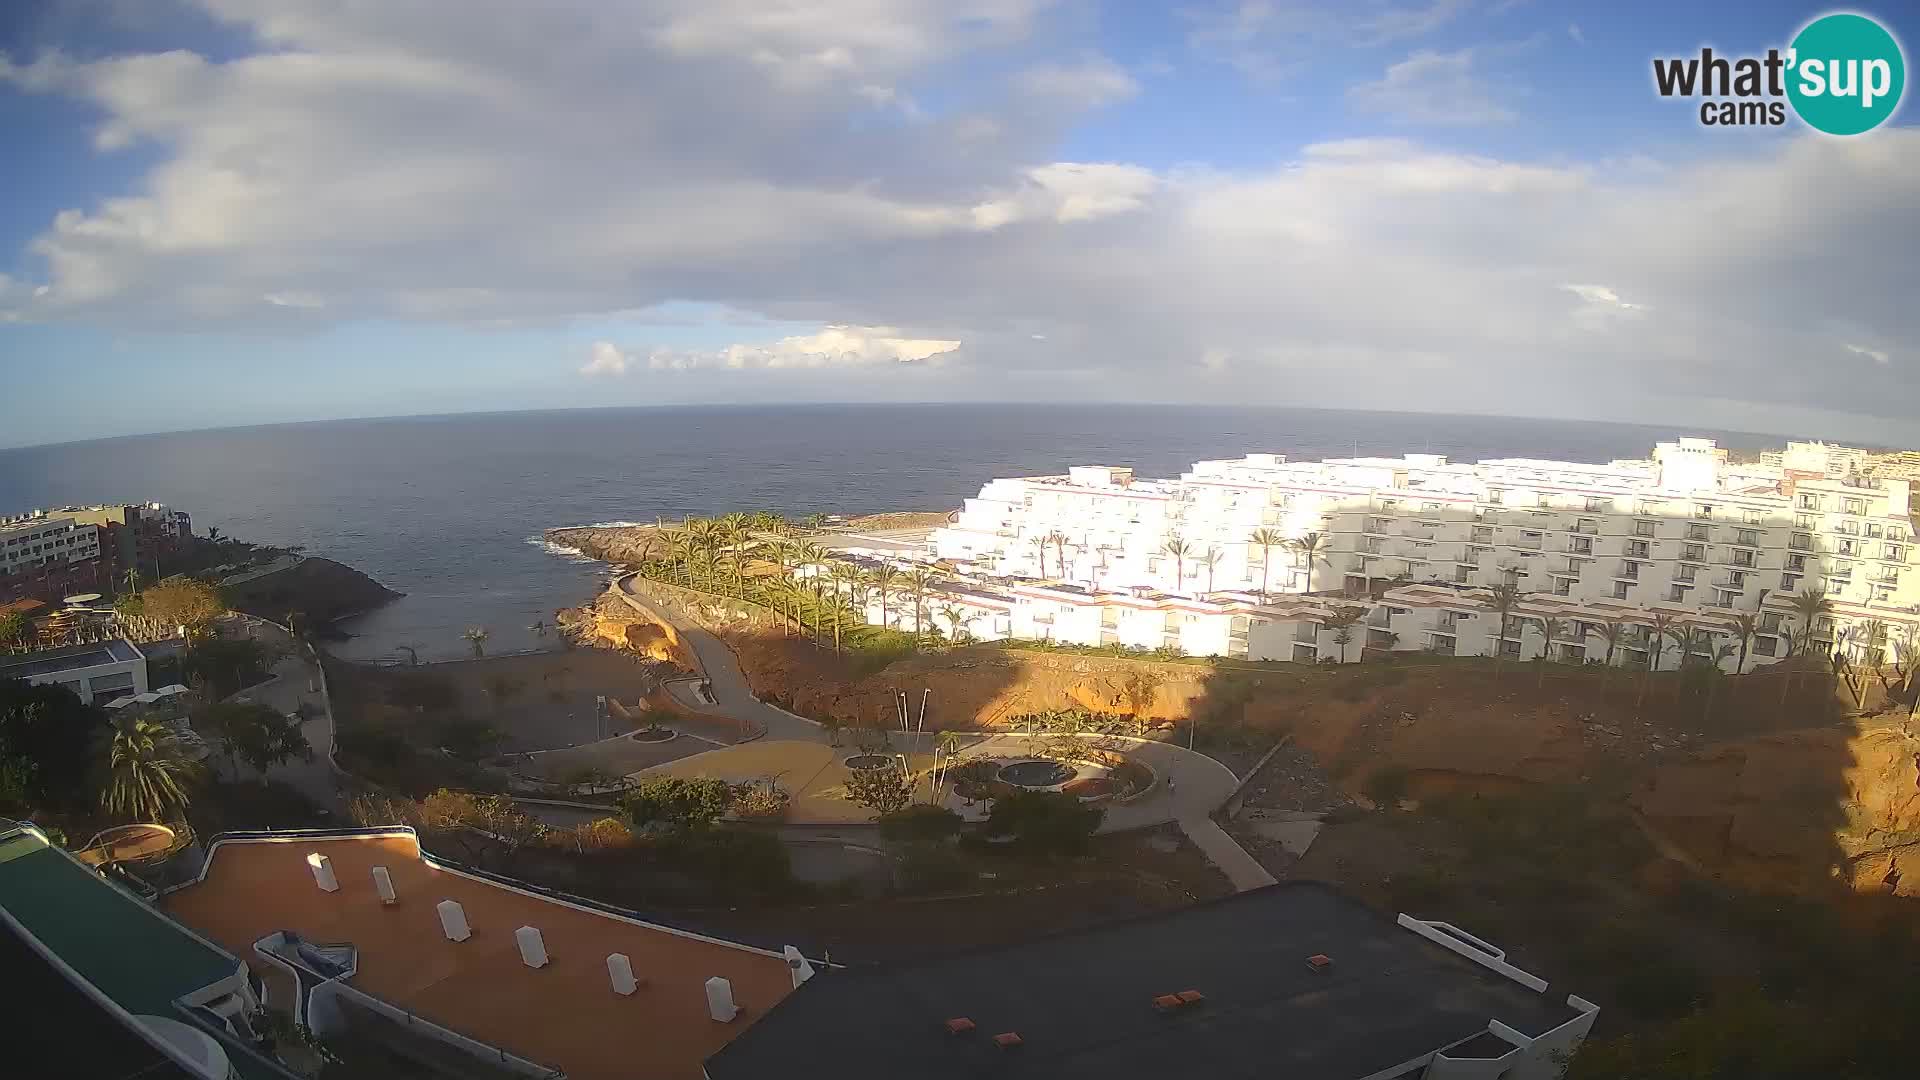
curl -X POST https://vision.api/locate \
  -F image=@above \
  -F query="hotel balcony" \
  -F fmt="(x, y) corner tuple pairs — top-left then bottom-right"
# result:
(1615, 562), (1642, 580)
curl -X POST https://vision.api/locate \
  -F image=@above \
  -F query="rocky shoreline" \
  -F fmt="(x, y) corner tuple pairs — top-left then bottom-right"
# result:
(222, 556), (404, 633)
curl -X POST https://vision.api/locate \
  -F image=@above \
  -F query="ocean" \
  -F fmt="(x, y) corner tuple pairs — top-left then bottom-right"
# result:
(0, 404), (1783, 662)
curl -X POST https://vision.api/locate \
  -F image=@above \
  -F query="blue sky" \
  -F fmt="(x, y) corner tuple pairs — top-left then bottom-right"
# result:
(1, 1), (1915, 448)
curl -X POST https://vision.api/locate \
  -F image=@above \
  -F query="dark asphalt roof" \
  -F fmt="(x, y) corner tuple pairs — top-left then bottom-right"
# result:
(0, 916), (200, 1080)
(705, 882), (1578, 1080)
(0, 638), (141, 679)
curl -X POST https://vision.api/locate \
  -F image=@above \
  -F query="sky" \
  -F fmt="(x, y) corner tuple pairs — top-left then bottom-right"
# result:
(0, 0), (1915, 449)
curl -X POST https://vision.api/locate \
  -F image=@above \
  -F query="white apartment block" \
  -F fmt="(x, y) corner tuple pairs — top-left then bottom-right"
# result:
(0, 515), (103, 578)
(857, 437), (1920, 670)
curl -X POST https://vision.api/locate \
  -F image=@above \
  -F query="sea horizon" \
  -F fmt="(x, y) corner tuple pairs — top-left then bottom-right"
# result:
(0, 399), (1857, 456)
(0, 403), (1832, 663)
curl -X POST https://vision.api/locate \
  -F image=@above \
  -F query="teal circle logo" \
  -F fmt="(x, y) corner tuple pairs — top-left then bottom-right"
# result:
(1787, 13), (1905, 135)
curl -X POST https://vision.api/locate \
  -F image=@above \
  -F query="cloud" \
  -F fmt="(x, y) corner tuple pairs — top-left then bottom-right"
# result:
(2, 2), (1918, 439)
(579, 341), (631, 376)
(1184, 0), (1474, 80)
(1844, 343), (1891, 366)
(587, 325), (962, 375)
(1014, 55), (1140, 108)
(262, 291), (325, 309)
(1567, 23), (1584, 44)
(1349, 47), (1517, 125)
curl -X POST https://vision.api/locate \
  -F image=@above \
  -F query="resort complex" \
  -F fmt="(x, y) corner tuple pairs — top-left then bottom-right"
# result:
(760, 437), (1919, 671)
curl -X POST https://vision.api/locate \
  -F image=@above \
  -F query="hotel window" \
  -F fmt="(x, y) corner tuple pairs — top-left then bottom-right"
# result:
(1627, 540), (1650, 558)
(1634, 520), (1657, 537)
(1868, 524), (1884, 538)
(1571, 537), (1592, 554)
(1842, 498), (1865, 516)
(1787, 554), (1807, 572)
(1717, 589), (1738, 607)
(1799, 493), (1822, 509)
(1675, 565), (1696, 583)
(1875, 586), (1895, 602)
(1732, 550), (1755, 568)
(1613, 581), (1631, 599)
(1586, 497), (1612, 513)
(1554, 578), (1572, 596)
(1744, 510), (1764, 525)
(1695, 504), (1715, 519)
(1796, 513), (1816, 529)
(1735, 529), (1759, 546)
(1486, 488), (1505, 505)
(1668, 585), (1688, 602)
(1789, 533), (1813, 551)
(1888, 544), (1907, 561)
(1686, 523), (1710, 541)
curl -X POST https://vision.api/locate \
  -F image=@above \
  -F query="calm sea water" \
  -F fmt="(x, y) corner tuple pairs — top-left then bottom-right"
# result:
(0, 405), (1781, 661)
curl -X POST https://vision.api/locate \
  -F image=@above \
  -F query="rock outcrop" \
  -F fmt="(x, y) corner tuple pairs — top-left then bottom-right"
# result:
(1633, 723), (1920, 896)
(556, 592), (696, 670)
(224, 557), (402, 628)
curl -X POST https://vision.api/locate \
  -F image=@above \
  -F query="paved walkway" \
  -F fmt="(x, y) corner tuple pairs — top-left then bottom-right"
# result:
(211, 616), (343, 814)
(1179, 816), (1278, 891)
(613, 575), (820, 741)
(604, 573), (1273, 883)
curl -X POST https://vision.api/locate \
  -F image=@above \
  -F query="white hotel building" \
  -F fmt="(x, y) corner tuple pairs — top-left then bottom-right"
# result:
(829, 437), (1916, 670)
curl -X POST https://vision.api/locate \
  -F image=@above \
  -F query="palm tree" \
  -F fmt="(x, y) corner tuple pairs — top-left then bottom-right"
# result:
(1288, 531), (1327, 593)
(1160, 536), (1192, 593)
(1029, 535), (1051, 577)
(1595, 620), (1629, 694)
(1482, 581), (1523, 682)
(120, 567), (142, 595)
(870, 565), (902, 630)
(664, 531), (695, 586)
(940, 603), (977, 643)
(462, 626), (490, 658)
(1048, 531), (1071, 581)
(1248, 528), (1287, 599)
(101, 715), (200, 822)
(903, 566), (937, 635)
(206, 526), (223, 543)
(802, 512), (830, 531)
(828, 564), (862, 649)
(1535, 617), (1572, 687)
(1787, 587), (1833, 693)
(1642, 612), (1679, 712)
(1729, 612), (1760, 676)
(1199, 546), (1222, 594)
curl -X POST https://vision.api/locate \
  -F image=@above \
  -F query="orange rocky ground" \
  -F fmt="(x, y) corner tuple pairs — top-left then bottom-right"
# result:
(724, 632), (1920, 897)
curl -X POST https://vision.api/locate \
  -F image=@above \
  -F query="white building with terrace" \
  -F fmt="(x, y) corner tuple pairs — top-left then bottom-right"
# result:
(812, 436), (1920, 670)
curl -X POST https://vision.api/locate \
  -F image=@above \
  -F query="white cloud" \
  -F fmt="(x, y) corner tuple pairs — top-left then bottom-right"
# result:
(1567, 23), (1584, 45)
(580, 341), (631, 376)
(1185, 0), (1474, 80)
(1349, 47), (1516, 125)
(1844, 343), (1891, 366)
(1014, 55), (1140, 108)
(587, 325), (962, 375)
(2, 2), (1918, 439)
(263, 291), (325, 309)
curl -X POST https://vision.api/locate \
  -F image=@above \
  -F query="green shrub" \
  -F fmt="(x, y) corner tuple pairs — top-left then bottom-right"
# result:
(620, 776), (735, 832)
(981, 790), (1102, 855)
(878, 804), (963, 845)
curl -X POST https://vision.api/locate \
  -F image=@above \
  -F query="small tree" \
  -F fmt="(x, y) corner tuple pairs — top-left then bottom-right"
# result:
(202, 701), (313, 779)
(138, 577), (227, 635)
(461, 627), (490, 659)
(0, 611), (25, 648)
(842, 762), (915, 816)
(878, 804), (963, 846)
(982, 790), (1102, 855)
(1327, 604), (1366, 663)
(620, 776), (735, 832)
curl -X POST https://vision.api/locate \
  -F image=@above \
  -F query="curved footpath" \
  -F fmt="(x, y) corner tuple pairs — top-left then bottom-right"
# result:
(608, 573), (1275, 890)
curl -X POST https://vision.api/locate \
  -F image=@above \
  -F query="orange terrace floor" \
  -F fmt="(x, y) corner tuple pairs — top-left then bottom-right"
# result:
(163, 832), (795, 1080)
